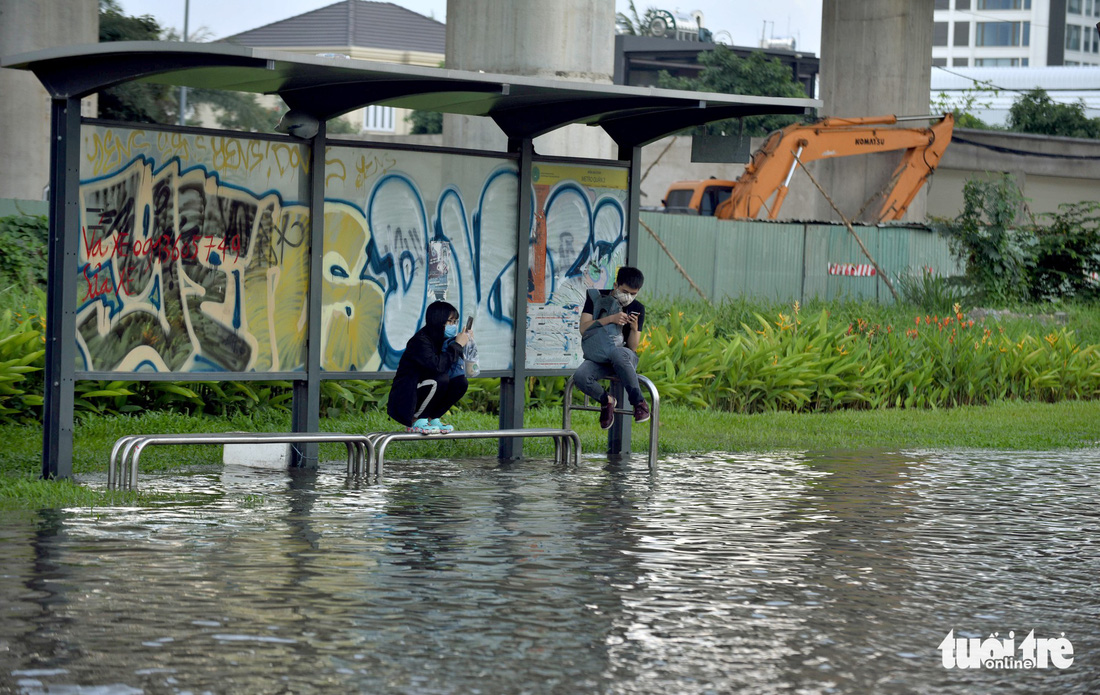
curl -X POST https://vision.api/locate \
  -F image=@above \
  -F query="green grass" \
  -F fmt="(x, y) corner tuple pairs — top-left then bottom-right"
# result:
(0, 476), (190, 511)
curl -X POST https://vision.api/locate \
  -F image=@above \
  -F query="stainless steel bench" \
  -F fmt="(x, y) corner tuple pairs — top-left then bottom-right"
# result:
(361, 428), (581, 476)
(562, 374), (660, 472)
(109, 432), (373, 490)
(109, 427), (581, 489)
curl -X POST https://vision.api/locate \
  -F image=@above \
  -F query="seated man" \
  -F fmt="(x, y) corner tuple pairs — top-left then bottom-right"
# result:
(574, 266), (650, 429)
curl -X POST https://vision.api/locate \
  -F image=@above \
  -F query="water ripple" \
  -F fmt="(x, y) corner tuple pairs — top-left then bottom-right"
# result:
(1, 450), (1097, 694)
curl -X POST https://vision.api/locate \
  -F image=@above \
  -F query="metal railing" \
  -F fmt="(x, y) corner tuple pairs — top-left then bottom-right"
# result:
(362, 428), (581, 476)
(562, 374), (660, 471)
(109, 432), (374, 490)
(108, 428), (582, 489)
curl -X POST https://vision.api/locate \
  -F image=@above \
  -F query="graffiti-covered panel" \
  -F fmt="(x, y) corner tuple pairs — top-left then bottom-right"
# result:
(78, 125), (310, 373)
(324, 146), (519, 371)
(526, 163), (628, 370)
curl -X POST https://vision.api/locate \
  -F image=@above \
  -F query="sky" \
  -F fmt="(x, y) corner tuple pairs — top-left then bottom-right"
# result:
(116, 0), (824, 55)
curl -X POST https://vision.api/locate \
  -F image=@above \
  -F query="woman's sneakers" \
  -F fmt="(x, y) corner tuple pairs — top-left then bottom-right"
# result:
(407, 418), (455, 434)
(408, 418), (440, 435)
(428, 418), (455, 433)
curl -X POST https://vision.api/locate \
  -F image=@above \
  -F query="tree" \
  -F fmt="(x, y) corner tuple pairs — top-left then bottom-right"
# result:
(615, 1), (662, 36)
(1007, 88), (1100, 139)
(406, 110), (443, 134)
(98, 0), (178, 124)
(656, 47), (808, 136)
(97, 0), (352, 135)
(930, 79), (999, 130)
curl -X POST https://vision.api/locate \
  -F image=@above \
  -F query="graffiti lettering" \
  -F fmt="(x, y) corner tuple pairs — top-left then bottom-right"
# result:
(355, 152), (397, 188)
(77, 127), (626, 375)
(85, 128), (150, 177)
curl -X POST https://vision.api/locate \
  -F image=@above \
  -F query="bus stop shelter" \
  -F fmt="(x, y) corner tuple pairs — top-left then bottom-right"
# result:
(2, 41), (819, 478)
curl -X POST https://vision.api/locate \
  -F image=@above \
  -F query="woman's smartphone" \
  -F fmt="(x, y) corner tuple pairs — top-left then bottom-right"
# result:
(465, 316), (474, 332)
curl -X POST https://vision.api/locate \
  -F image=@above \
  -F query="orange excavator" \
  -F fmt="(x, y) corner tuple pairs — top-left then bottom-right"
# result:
(662, 113), (954, 222)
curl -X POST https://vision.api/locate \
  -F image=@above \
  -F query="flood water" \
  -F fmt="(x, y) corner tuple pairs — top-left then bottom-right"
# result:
(1, 449), (1098, 694)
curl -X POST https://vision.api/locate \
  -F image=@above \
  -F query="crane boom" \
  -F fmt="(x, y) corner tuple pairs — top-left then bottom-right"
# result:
(710, 113), (954, 222)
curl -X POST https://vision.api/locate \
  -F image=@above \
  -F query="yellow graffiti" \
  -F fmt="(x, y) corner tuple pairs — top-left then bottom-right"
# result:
(156, 131), (195, 161)
(242, 201), (311, 372)
(85, 129), (150, 177)
(320, 203), (385, 371)
(209, 136), (265, 173)
(267, 141), (308, 178)
(355, 152), (398, 189)
(325, 155), (347, 187)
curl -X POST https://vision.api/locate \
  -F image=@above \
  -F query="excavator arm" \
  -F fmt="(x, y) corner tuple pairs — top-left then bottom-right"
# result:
(714, 113), (954, 222)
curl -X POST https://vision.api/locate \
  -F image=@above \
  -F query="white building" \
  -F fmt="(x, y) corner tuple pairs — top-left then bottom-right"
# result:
(931, 65), (1100, 124)
(220, 0), (444, 136)
(933, 0), (1100, 68)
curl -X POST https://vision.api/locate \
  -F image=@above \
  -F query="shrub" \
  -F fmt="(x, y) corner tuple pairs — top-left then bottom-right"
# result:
(933, 175), (1100, 303)
(932, 174), (1033, 304)
(0, 214), (48, 291)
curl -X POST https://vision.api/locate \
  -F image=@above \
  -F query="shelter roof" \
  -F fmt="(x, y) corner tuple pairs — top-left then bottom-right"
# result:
(2, 41), (820, 147)
(219, 1), (445, 55)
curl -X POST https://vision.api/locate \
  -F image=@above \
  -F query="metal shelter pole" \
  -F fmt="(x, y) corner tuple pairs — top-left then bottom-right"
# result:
(499, 137), (534, 460)
(42, 97), (81, 479)
(607, 144), (643, 458)
(290, 121), (326, 468)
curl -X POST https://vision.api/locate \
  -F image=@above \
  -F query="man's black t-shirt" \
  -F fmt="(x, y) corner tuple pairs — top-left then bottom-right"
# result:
(582, 289), (645, 345)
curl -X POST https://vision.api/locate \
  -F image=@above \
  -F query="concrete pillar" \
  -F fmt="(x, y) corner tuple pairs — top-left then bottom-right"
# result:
(811, 0), (934, 222)
(0, 0), (97, 202)
(444, 0), (616, 157)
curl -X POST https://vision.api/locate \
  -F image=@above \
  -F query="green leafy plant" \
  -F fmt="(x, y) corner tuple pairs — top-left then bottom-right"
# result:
(895, 267), (971, 313)
(932, 174), (1034, 304)
(0, 215), (48, 290)
(0, 307), (45, 423)
(1030, 200), (1100, 301)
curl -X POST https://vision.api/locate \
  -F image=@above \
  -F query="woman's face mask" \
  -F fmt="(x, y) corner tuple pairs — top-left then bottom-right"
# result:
(444, 323), (459, 339)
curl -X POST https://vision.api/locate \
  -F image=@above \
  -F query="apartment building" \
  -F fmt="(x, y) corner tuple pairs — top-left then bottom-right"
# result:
(933, 0), (1100, 68)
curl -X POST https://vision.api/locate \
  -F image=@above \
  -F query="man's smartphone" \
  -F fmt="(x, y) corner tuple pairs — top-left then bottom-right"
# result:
(465, 316), (474, 332)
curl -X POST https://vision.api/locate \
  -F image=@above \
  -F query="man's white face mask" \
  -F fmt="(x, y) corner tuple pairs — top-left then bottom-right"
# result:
(612, 289), (636, 306)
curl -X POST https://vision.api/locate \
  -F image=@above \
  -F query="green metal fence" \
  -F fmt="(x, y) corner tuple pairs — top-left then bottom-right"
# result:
(637, 213), (961, 304)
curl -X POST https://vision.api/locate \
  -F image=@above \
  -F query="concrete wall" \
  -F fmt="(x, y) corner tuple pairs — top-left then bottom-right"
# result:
(928, 128), (1100, 218)
(444, 0), (617, 157)
(0, 0), (98, 201)
(816, 0), (934, 223)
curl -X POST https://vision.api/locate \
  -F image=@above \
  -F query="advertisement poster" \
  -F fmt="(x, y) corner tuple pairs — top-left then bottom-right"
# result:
(525, 162), (629, 370)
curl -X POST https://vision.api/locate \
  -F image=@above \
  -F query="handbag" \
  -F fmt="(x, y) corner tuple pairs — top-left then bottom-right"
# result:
(463, 339), (480, 377)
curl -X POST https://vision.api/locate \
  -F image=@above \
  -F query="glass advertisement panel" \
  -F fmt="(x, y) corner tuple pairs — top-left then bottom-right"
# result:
(78, 125), (309, 373)
(526, 162), (629, 370)
(323, 146), (519, 371)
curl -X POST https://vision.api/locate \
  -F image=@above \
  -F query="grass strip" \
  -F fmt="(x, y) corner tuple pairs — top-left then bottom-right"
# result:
(1, 399), (1097, 480)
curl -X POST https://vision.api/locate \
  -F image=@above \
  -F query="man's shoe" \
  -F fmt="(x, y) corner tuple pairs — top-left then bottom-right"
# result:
(633, 400), (650, 423)
(599, 395), (617, 430)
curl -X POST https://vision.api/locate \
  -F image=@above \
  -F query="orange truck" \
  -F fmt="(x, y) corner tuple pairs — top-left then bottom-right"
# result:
(662, 113), (954, 222)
